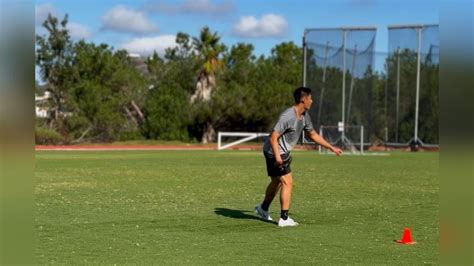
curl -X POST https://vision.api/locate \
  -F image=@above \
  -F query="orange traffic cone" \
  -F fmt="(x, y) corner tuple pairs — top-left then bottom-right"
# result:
(395, 227), (417, 245)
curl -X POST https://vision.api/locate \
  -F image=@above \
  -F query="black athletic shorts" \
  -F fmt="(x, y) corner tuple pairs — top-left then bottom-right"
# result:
(263, 152), (292, 177)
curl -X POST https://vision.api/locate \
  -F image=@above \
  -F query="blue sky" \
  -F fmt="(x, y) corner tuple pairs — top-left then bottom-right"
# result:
(35, 0), (440, 59)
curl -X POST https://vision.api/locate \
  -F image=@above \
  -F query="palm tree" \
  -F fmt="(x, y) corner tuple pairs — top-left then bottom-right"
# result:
(191, 26), (225, 103)
(191, 26), (225, 143)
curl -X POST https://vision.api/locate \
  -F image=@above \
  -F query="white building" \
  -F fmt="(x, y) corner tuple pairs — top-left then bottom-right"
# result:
(35, 91), (51, 118)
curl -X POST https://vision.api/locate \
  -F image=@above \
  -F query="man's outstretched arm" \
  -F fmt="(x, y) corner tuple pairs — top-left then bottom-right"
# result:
(305, 130), (343, 156)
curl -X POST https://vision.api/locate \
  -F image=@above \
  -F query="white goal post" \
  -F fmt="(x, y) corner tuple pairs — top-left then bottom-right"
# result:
(217, 132), (269, 150)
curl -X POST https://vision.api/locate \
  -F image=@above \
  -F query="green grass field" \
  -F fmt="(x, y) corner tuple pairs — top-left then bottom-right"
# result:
(35, 150), (439, 264)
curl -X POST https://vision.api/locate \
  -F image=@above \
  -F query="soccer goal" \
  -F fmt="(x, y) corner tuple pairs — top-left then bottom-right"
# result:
(217, 132), (269, 150)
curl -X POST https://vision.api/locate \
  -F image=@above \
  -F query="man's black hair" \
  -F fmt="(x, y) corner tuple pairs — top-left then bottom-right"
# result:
(294, 87), (312, 104)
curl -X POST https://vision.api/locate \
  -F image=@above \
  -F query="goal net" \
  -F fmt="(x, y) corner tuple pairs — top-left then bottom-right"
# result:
(303, 125), (365, 154)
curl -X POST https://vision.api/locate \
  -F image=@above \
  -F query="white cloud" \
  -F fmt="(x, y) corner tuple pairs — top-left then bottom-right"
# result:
(232, 14), (288, 38)
(102, 5), (158, 34)
(143, 0), (234, 16)
(35, 3), (58, 25)
(68, 22), (92, 39)
(120, 35), (177, 56)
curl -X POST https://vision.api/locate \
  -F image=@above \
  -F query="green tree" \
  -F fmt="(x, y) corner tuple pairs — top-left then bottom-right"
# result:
(270, 42), (302, 86)
(212, 43), (301, 135)
(207, 43), (258, 133)
(35, 14), (74, 133)
(114, 49), (148, 134)
(144, 44), (193, 141)
(224, 43), (255, 85)
(143, 81), (189, 141)
(165, 32), (194, 61)
(164, 33), (198, 94)
(67, 41), (146, 142)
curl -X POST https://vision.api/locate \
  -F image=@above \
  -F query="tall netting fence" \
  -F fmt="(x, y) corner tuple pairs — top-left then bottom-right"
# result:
(303, 27), (377, 150)
(303, 25), (439, 150)
(386, 24), (439, 146)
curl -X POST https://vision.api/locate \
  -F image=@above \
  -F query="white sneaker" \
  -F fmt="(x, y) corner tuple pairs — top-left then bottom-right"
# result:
(278, 217), (299, 227)
(255, 205), (273, 221)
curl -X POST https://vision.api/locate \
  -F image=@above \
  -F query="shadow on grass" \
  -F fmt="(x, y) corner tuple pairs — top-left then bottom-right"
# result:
(214, 208), (277, 225)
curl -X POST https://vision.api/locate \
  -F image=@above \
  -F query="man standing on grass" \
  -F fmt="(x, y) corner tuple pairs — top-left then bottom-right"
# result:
(255, 87), (343, 227)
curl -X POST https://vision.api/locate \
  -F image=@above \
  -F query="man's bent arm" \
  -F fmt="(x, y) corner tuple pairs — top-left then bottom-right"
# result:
(270, 131), (282, 162)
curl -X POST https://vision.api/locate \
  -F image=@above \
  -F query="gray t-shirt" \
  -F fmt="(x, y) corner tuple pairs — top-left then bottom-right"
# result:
(263, 107), (314, 155)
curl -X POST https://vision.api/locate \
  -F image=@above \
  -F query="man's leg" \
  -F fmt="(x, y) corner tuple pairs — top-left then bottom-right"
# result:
(278, 173), (298, 226)
(261, 177), (281, 211)
(279, 173), (293, 211)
